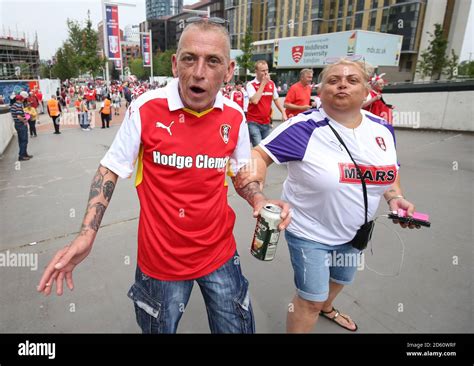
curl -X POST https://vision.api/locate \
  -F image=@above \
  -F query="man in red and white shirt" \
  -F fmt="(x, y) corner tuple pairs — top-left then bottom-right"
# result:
(37, 20), (290, 334)
(246, 60), (287, 146)
(230, 80), (245, 111)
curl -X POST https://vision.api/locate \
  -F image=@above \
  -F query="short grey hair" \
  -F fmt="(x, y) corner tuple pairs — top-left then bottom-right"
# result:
(177, 21), (231, 61)
(300, 68), (313, 78)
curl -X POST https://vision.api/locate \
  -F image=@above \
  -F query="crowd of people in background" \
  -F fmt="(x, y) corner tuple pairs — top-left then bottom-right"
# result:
(5, 67), (392, 163)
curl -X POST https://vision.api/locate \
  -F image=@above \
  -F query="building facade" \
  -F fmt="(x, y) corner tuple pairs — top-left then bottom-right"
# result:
(146, 0), (183, 19)
(0, 35), (40, 80)
(124, 24), (140, 43)
(169, 0), (225, 43)
(224, 0), (474, 82)
(140, 17), (177, 53)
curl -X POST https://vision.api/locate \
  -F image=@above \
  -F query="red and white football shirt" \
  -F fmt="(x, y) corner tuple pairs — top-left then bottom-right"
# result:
(230, 90), (244, 110)
(246, 78), (279, 125)
(101, 78), (251, 280)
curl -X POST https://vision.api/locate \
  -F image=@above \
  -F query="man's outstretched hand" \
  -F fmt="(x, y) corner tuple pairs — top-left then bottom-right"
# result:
(37, 238), (93, 296)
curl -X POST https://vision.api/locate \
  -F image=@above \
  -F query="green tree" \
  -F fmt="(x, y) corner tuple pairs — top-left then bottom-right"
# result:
(458, 60), (474, 78)
(52, 43), (77, 80)
(52, 11), (103, 79)
(129, 58), (147, 80)
(416, 23), (448, 80)
(443, 49), (459, 80)
(154, 49), (175, 76)
(415, 49), (432, 80)
(80, 13), (103, 77)
(236, 28), (255, 81)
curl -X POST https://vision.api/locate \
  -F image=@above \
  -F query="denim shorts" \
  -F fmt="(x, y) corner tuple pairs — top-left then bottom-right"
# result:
(127, 251), (255, 334)
(285, 230), (362, 302)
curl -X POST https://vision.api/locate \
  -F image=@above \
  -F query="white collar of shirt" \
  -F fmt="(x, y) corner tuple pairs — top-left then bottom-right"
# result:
(319, 107), (367, 133)
(165, 78), (224, 112)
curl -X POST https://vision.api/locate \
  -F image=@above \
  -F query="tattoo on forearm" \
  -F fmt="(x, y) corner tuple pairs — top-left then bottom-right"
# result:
(79, 223), (89, 236)
(89, 203), (106, 232)
(80, 168), (116, 236)
(234, 181), (264, 205)
(103, 180), (115, 202)
(89, 168), (109, 200)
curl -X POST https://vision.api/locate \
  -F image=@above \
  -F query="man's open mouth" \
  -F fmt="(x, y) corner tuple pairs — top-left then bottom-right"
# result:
(190, 86), (206, 94)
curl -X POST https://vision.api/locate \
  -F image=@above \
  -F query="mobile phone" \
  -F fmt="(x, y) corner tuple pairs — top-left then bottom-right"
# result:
(388, 209), (431, 227)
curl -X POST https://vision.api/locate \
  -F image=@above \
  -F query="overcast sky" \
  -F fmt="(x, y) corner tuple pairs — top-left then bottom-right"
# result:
(0, 0), (473, 62)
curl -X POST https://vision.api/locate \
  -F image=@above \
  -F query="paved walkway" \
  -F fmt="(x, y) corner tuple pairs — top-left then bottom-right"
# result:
(0, 117), (472, 333)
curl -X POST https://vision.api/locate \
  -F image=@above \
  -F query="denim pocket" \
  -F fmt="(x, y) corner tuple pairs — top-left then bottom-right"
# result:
(127, 283), (162, 334)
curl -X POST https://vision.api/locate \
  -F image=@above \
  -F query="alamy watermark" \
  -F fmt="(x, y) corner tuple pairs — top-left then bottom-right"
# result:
(0, 250), (38, 271)
(57, 111), (96, 128)
(381, 111), (421, 129)
(18, 340), (55, 359)
(325, 251), (365, 271)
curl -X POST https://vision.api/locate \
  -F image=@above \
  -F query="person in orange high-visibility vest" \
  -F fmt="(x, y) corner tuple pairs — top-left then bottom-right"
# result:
(47, 95), (62, 134)
(100, 95), (112, 128)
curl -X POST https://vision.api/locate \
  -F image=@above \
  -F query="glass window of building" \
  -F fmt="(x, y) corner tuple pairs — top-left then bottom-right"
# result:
(354, 12), (363, 28)
(346, 17), (353, 30)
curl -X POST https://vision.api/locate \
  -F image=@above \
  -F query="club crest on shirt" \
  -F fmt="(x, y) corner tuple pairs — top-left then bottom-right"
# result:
(375, 136), (386, 151)
(220, 124), (231, 144)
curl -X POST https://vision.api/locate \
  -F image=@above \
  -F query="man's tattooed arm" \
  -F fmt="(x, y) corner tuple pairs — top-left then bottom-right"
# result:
(79, 165), (118, 238)
(231, 179), (267, 208)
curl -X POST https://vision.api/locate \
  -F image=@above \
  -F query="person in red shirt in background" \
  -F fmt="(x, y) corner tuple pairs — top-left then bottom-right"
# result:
(246, 60), (287, 146)
(230, 80), (245, 111)
(363, 73), (393, 124)
(85, 87), (96, 110)
(283, 69), (319, 118)
(34, 87), (44, 114)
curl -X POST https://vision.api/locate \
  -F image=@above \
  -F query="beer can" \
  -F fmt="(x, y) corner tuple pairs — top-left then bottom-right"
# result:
(251, 203), (282, 261)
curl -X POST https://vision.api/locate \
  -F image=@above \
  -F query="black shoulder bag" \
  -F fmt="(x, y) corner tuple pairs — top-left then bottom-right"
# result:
(327, 121), (375, 251)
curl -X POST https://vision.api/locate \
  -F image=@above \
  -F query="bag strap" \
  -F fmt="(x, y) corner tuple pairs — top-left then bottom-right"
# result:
(326, 120), (368, 224)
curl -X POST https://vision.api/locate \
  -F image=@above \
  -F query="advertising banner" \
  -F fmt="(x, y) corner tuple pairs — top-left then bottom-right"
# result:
(276, 31), (403, 68)
(105, 4), (121, 60)
(142, 34), (151, 67)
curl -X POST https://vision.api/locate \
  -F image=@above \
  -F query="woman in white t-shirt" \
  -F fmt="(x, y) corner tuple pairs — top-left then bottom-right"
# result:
(237, 59), (418, 333)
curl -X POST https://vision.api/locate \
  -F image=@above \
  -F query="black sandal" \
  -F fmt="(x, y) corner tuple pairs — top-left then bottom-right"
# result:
(320, 307), (358, 332)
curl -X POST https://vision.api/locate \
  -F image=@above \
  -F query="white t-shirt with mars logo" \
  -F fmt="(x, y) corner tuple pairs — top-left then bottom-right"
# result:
(260, 107), (399, 245)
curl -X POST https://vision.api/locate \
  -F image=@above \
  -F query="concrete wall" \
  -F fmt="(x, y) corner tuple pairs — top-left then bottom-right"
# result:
(271, 90), (474, 131)
(384, 91), (473, 131)
(0, 109), (15, 155)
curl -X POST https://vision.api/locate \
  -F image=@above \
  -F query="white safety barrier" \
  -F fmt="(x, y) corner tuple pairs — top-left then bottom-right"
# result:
(271, 90), (474, 132)
(0, 108), (15, 155)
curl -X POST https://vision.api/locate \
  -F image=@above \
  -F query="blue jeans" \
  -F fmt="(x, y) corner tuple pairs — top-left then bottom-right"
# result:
(79, 112), (89, 128)
(247, 122), (271, 147)
(14, 123), (28, 158)
(285, 230), (362, 302)
(127, 252), (255, 333)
